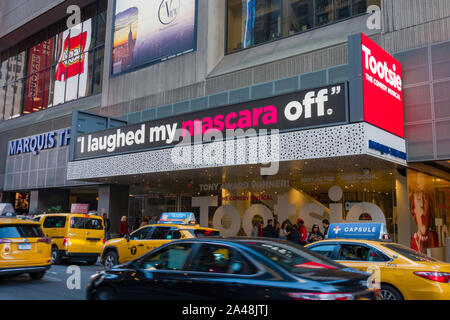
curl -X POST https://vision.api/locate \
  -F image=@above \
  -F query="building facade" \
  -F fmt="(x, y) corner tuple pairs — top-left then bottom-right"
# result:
(0, 0), (449, 260)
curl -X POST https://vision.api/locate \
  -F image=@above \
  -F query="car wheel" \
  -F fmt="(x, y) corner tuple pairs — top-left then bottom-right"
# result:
(104, 251), (118, 269)
(29, 271), (46, 280)
(51, 246), (61, 265)
(94, 286), (117, 300)
(380, 284), (403, 300)
(86, 257), (98, 265)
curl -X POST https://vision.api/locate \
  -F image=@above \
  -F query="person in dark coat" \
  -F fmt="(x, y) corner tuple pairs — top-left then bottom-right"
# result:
(287, 224), (301, 244)
(262, 219), (277, 238)
(307, 224), (324, 244)
(101, 209), (111, 241)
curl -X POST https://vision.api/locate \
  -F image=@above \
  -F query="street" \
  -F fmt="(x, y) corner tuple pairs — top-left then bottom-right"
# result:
(0, 262), (103, 300)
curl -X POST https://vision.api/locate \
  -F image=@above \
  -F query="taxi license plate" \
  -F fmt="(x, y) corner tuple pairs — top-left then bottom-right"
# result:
(18, 243), (32, 250)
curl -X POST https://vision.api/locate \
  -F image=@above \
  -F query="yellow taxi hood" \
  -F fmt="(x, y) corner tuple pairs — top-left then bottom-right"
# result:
(104, 237), (126, 246)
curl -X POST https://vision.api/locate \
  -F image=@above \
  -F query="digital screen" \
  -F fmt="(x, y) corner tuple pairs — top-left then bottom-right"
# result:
(112, 0), (197, 75)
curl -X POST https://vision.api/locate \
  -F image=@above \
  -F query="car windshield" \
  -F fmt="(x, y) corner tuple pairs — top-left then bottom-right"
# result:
(0, 224), (44, 238)
(382, 243), (438, 262)
(241, 240), (343, 275)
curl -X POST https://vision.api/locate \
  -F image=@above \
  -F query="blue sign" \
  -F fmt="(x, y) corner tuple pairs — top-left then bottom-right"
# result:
(368, 140), (407, 160)
(159, 212), (196, 225)
(327, 223), (385, 240)
(8, 128), (71, 156)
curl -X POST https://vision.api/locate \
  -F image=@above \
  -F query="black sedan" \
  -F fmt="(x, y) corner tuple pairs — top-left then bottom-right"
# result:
(87, 237), (378, 300)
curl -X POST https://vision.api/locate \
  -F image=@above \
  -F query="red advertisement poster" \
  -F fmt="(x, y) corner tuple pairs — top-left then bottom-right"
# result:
(24, 39), (54, 113)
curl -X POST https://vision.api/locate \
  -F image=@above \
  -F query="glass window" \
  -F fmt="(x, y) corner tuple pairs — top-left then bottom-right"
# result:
(140, 243), (193, 271)
(337, 244), (388, 261)
(0, 224), (43, 238)
(151, 227), (171, 239)
(182, 229), (221, 238)
(96, 12), (106, 47)
(188, 244), (257, 274)
(12, 78), (25, 118)
(227, 0), (281, 52)
(309, 244), (338, 258)
(85, 218), (103, 230)
(0, 56), (8, 86)
(0, 86), (6, 120)
(43, 216), (67, 228)
(335, 0), (350, 20)
(167, 228), (182, 240)
(316, 0), (333, 26)
(70, 217), (85, 229)
(227, 0), (381, 53)
(382, 243), (438, 262)
(286, 0), (314, 36)
(4, 83), (14, 119)
(242, 241), (342, 274)
(131, 226), (154, 240)
(92, 47), (104, 95)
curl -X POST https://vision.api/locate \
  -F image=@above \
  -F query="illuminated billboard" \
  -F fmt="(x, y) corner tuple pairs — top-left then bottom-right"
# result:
(112, 0), (197, 75)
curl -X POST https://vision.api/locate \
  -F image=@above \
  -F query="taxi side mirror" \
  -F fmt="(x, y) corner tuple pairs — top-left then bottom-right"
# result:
(125, 234), (130, 242)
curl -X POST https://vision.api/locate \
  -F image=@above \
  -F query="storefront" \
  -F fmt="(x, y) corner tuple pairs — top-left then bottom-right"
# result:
(65, 32), (417, 247)
(3, 127), (101, 214)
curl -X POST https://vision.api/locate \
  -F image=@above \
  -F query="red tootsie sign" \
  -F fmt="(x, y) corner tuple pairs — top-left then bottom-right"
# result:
(360, 33), (404, 138)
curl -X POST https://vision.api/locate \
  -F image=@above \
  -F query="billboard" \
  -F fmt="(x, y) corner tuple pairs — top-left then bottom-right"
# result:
(73, 83), (348, 160)
(53, 19), (92, 106)
(349, 33), (404, 138)
(112, 0), (197, 75)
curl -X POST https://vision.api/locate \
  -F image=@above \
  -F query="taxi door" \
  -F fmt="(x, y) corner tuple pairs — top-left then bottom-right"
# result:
(41, 216), (67, 249)
(67, 216), (87, 253)
(334, 243), (390, 285)
(121, 226), (155, 262)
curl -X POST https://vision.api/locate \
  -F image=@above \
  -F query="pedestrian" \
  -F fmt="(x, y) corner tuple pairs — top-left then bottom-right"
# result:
(258, 222), (263, 237)
(148, 216), (158, 224)
(279, 220), (291, 240)
(262, 219), (277, 238)
(297, 219), (308, 245)
(251, 221), (260, 237)
(134, 218), (142, 231)
(101, 208), (111, 241)
(120, 216), (129, 237)
(140, 216), (149, 228)
(274, 221), (280, 238)
(287, 224), (301, 244)
(307, 224), (324, 244)
(322, 219), (330, 238)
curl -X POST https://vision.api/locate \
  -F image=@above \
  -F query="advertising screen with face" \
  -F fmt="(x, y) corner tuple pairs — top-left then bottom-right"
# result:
(360, 33), (404, 138)
(112, 0), (197, 75)
(408, 170), (439, 254)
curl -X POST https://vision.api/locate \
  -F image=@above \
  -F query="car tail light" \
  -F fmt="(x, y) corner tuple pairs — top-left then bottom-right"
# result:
(288, 292), (354, 300)
(414, 272), (450, 283)
(63, 237), (71, 247)
(37, 237), (51, 244)
(103, 238), (106, 244)
(0, 239), (12, 244)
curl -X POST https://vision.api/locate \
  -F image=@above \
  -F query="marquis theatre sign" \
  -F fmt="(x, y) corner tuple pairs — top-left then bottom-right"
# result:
(349, 33), (404, 138)
(73, 83), (348, 160)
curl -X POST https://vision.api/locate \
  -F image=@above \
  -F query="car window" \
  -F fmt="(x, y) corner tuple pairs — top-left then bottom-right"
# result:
(0, 224), (44, 238)
(187, 244), (257, 275)
(166, 228), (182, 240)
(43, 216), (67, 228)
(151, 227), (171, 240)
(382, 243), (438, 262)
(309, 244), (338, 258)
(70, 217), (103, 230)
(337, 244), (387, 262)
(242, 241), (342, 275)
(131, 227), (153, 240)
(140, 243), (193, 271)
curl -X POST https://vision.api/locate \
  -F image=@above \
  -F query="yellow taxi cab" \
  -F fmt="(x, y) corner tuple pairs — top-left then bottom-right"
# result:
(35, 213), (104, 265)
(306, 223), (450, 300)
(101, 212), (221, 268)
(0, 212), (52, 280)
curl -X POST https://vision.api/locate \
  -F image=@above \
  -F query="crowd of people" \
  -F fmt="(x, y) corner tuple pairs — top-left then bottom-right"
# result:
(251, 218), (330, 245)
